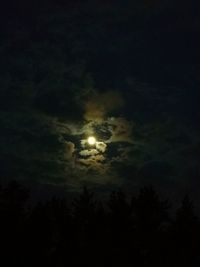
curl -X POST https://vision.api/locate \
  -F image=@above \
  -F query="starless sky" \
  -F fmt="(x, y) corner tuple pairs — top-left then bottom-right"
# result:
(0, 0), (200, 202)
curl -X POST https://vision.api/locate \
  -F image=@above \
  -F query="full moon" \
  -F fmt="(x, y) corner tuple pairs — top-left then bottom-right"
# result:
(87, 136), (96, 146)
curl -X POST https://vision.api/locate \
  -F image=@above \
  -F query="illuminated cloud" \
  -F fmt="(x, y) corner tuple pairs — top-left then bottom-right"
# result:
(64, 141), (75, 159)
(51, 89), (134, 186)
(79, 154), (106, 164)
(84, 90), (124, 122)
(78, 154), (107, 174)
(107, 117), (133, 143)
(96, 141), (107, 153)
(79, 149), (99, 157)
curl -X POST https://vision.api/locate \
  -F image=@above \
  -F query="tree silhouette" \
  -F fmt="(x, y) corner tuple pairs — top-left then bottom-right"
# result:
(170, 195), (200, 267)
(72, 186), (101, 266)
(0, 181), (199, 266)
(0, 181), (29, 264)
(132, 186), (170, 266)
(107, 190), (134, 266)
(133, 186), (170, 230)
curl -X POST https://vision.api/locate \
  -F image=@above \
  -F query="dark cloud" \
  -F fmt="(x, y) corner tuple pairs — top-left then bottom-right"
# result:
(92, 122), (112, 141)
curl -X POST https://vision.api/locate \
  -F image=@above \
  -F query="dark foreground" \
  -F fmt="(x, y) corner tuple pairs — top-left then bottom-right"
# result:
(0, 181), (199, 267)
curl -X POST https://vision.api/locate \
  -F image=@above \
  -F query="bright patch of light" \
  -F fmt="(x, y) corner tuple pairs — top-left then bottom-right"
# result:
(87, 136), (96, 146)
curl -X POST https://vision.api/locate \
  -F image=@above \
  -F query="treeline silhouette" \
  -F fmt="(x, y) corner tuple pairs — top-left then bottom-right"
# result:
(0, 181), (199, 266)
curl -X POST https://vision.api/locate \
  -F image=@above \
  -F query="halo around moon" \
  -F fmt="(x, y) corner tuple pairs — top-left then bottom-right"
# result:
(87, 136), (96, 146)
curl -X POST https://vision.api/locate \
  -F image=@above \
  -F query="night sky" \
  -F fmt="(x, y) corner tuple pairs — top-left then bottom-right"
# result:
(1, 0), (200, 203)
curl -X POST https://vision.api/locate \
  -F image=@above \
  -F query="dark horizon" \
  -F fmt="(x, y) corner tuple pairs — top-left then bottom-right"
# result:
(0, 180), (200, 266)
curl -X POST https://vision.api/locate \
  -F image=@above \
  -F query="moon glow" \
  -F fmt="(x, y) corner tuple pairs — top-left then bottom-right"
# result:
(87, 136), (96, 146)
